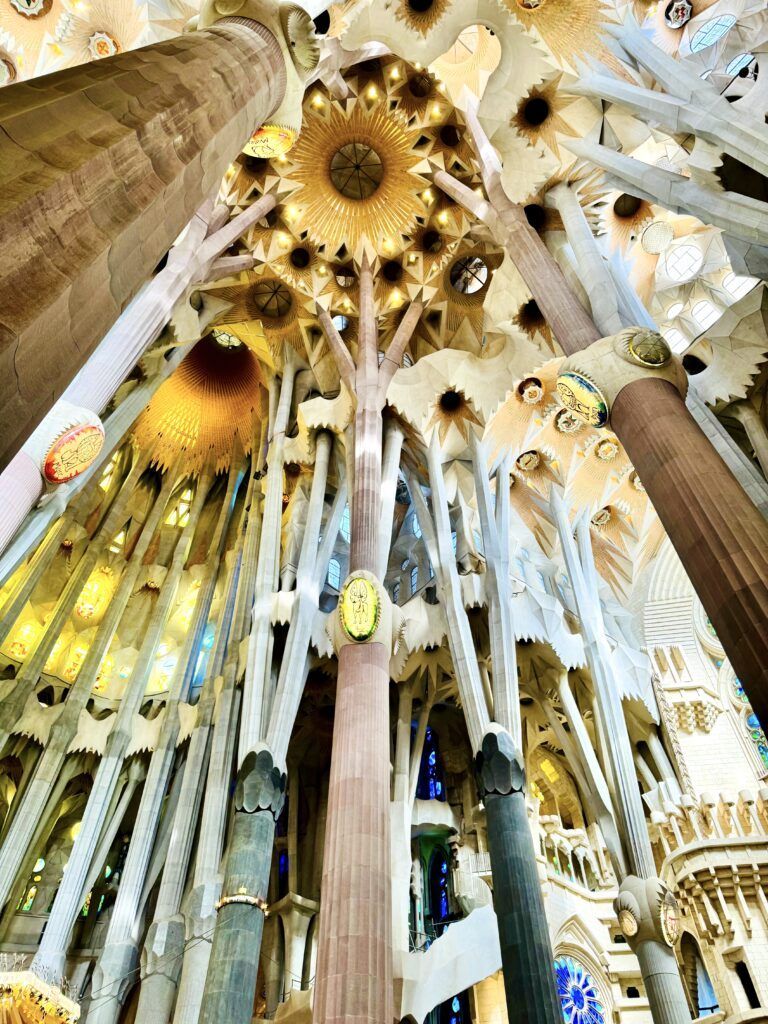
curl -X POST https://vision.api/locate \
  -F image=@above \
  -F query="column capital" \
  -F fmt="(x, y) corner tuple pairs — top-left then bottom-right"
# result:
(235, 745), (287, 819)
(475, 726), (526, 799)
(556, 327), (688, 430)
(614, 874), (682, 950)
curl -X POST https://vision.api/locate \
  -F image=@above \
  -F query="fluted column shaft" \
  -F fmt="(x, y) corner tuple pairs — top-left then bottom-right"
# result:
(313, 260), (394, 1024)
(0, 20), (285, 470)
(612, 379), (768, 730)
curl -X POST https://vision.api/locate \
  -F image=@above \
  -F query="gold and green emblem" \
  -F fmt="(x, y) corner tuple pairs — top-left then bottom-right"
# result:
(339, 576), (381, 643)
(627, 330), (671, 367)
(555, 371), (609, 428)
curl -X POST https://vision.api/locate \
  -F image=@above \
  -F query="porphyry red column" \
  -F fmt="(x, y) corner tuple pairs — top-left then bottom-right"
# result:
(0, 19), (285, 470)
(313, 261), (397, 1024)
(613, 377), (768, 724)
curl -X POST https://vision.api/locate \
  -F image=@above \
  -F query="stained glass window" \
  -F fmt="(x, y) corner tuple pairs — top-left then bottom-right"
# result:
(340, 505), (351, 543)
(327, 557), (341, 590)
(690, 15), (736, 53)
(428, 848), (451, 922)
(416, 727), (447, 801)
(732, 678), (750, 705)
(746, 712), (768, 771)
(554, 957), (606, 1024)
(411, 566), (419, 594)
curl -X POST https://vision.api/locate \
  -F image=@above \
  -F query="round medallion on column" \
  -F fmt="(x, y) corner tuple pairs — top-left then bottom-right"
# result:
(339, 575), (381, 643)
(43, 423), (105, 484)
(555, 371), (609, 428)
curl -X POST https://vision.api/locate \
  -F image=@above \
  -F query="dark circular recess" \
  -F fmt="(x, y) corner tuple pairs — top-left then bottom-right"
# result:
(422, 229), (443, 253)
(519, 298), (545, 326)
(439, 124), (462, 147)
(524, 204), (547, 231)
(244, 155), (269, 175)
(334, 264), (356, 288)
(313, 10), (331, 34)
(290, 247), (311, 269)
(439, 390), (463, 413)
(284, 462), (302, 478)
(682, 354), (708, 375)
(408, 0), (434, 11)
(613, 193), (643, 218)
(250, 279), (293, 319)
(382, 260), (403, 283)
(523, 97), (549, 126)
(330, 142), (384, 200)
(450, 255), (488, 294)
(408, 72), (433, 98)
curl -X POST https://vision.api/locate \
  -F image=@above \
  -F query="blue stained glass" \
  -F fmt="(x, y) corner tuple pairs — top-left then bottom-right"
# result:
(554, 957), (605, 1024)
(416, 726), (447, 802)
(747, 713), (760, 731)
(452, 998), (461, 1013)
(732, 678), (749, 704)
(690, 15), (736, 53)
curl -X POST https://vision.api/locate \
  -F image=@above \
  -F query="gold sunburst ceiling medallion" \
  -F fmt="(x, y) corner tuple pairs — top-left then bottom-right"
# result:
(285, 98), (429, 256)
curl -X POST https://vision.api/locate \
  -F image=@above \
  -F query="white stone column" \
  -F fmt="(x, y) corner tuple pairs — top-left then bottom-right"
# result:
(31, 470), (212, 980)
(547, 183), (624, 336)
(240, 363), (297, 759)
(0, 467), (176, 912)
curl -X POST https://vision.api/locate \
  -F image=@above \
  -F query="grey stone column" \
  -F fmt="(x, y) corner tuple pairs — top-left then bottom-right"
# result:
(477, 729), (562, 1024)
(198, 747), (286, 1024)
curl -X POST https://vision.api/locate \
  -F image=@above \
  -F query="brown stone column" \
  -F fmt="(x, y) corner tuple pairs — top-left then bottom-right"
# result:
(612, 378), (768, 725)
(0, 20), (285, 469)
(313, 261), (422, 1024)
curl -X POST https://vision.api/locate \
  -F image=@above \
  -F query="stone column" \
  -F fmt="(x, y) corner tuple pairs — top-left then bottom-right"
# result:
(88, 469), (238, 1024)
(439, 130), (768, 743)
(410, 449), (563, 1024)
(611, 377), (768, 729)
(31, 469), (212, 980)
(0, 465), (176, 912)
(198, 748), (286, 1024)
(0, 196), (277, 550)
(730, 401), (768, 480)
(0, 18), (286, 470)
(476, 730), (562, 1024)
(547, 184), (624, 337)
(312, 261), (421, 1024)
(377, 421), (405, 580)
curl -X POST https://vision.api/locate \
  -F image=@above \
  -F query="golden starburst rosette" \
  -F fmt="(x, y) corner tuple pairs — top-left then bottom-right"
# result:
(207, 271), (311, 359)
(390, 0), (452, 37)
(504, 0), (624, 75)
(132, 335), (262, 474)
(59, 0), (144, 64)
(284, 97), (429, 257)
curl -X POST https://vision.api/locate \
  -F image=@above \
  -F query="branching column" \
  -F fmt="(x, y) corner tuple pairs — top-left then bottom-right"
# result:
(313, 260), (422, 1024)
(435, 119), (768, 747)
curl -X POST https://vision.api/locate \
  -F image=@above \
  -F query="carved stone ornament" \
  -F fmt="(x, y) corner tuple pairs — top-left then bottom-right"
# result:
(556, 328), (687, 428)
(235, 745), (287, 819)
(614, 875), (681, 948)
(475, 727), (526, 799)
(664, 0), (692, 29)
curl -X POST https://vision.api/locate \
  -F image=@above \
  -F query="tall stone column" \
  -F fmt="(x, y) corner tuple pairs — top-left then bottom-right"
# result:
(198, 748), (286, 1024)
(414, 444), (562, 1024)
(611, 376), (768, 726)
(435, 124), (768, 745)
(0, 18), (286, 470)
(476, 731), (563, 1024)
(31, 469), (212, 980)
(313, 263), (422, 1024)
(0, 465), (176, 912)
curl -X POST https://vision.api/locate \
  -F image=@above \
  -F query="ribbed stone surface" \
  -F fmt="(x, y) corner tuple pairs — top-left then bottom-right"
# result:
(0, 21), (285, 469)
(313, 641), (393, 1024)
(612, 377), (768, 729)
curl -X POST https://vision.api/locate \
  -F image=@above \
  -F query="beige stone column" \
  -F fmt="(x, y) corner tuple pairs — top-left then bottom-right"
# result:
(0, 18), (286, 470)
